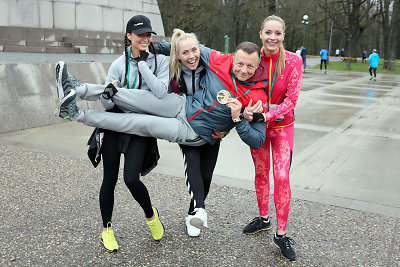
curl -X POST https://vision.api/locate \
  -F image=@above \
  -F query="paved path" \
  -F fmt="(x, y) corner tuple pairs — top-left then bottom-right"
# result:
(0, 53), (399, 266)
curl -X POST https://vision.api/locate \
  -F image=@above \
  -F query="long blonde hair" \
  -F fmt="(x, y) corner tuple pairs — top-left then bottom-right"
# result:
(169, 29), (200, 81)
(260, 15), (286, 75)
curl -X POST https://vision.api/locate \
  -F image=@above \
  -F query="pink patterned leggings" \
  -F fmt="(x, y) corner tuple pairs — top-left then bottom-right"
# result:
(250, 124), (294, 232)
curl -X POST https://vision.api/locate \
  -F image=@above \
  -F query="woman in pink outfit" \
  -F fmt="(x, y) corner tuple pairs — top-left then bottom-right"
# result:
(242, 15), (302, 262)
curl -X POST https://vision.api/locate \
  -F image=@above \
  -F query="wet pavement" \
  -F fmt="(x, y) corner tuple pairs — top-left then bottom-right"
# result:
(0, 54), (399, 266)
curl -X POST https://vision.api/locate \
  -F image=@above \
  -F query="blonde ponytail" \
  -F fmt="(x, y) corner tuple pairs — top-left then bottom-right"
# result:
(170, 29), (185, 81)
(277, 43), (286, 75)
(169, 28), (200, 81)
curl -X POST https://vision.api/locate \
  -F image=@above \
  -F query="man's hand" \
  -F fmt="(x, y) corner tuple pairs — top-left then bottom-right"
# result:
(212, 130), (229, 139)
(226, 98), (242, 120)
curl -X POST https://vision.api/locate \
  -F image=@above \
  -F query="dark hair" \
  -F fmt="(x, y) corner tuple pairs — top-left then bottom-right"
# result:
(235, 42), (261, 58)
(123, 35), (157, 87)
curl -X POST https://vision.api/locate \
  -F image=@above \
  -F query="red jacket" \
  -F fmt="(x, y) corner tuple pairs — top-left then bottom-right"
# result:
(260, 49), (303, 128)
(209, 50), (269, 110)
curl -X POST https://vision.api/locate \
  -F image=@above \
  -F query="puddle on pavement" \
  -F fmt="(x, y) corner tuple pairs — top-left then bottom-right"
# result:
(322, 87), (387, 98)
(354, 110), (400, 135)
(312, 94), (375, 104)
(301, 84), (320, 91)
(295, 103), (361, 127)
(293, 128), (328, 154)
(321, 136), (400, 207)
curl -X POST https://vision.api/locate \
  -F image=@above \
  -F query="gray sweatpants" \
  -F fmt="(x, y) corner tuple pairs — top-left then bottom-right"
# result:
(79, 83), (206, 146)
(81, 83), (182, 117)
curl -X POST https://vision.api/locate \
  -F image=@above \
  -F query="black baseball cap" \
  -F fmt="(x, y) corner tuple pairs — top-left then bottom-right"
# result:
(126, 15), (157, 35)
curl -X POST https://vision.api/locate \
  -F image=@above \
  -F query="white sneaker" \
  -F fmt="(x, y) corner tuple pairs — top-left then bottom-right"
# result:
(186, 215), (201, 237)
(190, 208), (207, 230)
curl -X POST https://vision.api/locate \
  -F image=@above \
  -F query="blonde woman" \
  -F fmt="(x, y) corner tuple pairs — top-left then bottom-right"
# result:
(242, 15), (303, 261)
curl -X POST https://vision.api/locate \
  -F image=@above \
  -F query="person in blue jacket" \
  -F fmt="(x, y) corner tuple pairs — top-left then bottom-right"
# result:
(368, 49), (380, 81)
(300, 46), (306, 72)
(320, 47), (328, 73)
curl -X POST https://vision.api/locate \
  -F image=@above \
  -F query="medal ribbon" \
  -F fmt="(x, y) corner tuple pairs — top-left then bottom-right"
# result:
(267, 55), (278, 127)
(126, 49), (139, 89)
(230, 73), (250, 99)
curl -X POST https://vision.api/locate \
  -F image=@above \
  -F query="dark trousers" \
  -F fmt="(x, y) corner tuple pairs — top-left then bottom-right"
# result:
(320, 59), (327, 70)
(369, 67), (377, 77)
(180, 140), (220, 215)
(99, 130), (153, 228)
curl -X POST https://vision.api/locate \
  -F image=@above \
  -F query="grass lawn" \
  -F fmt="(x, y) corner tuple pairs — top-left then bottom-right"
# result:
(312, 60), (400, 74)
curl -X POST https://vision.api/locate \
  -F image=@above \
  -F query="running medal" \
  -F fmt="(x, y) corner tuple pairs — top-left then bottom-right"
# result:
(216, 90), (231, 104)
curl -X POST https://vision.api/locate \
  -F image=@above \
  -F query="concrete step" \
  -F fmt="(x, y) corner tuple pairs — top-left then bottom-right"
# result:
(46, 47), (80, 53)
(3, 45), (46, 53)
(0, 40), (27, 46)
(84, 46), (123, 54)
(3, 45), (79, 53)
(26, 41), (73, 47)
(62, 36), (123, 47)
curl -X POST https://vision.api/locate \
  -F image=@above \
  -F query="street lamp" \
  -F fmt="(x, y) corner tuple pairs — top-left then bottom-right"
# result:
(302, 15), (308, 47)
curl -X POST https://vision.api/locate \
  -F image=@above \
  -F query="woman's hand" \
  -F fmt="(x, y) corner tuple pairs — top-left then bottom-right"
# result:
(243, 100), (263, 121)
(251, 100), (263, 113)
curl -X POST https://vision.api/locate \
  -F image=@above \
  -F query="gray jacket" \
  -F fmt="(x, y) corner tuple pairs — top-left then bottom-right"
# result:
(107, 49), (169, 99)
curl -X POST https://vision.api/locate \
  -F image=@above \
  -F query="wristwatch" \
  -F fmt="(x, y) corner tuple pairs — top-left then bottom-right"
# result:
(232, 116), (241, 122)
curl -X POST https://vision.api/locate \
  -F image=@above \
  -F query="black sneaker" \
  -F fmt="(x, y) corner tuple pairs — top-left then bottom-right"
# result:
(273, 233), (296, 261)
(243, 216), (272, 234)
(55, 90), (80, 120)
(56, 61), (84, 100)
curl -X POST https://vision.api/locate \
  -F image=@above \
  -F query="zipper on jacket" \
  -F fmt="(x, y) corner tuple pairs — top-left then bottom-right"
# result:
(192, 70), (196, 93)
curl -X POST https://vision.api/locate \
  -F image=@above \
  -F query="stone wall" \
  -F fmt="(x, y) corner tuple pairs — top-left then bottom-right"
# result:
(0, 0), (165, 36)
(0, 62), (110, 133)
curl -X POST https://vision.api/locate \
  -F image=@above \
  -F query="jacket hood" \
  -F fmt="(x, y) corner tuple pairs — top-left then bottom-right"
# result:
(248, 60), (268, 83)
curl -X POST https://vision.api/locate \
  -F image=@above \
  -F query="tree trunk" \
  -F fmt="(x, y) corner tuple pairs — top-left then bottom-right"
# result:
(381, 0), (392, 69)
(384, 0), (400, 70)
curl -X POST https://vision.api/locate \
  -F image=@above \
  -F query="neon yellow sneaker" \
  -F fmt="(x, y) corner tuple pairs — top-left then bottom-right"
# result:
(147, 207), (164, 241)
(101, 222), (119, 253)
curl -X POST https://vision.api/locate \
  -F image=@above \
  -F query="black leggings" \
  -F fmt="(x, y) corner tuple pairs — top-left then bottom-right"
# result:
(180, 140), (220, 215)
(369, 67), (377, 77)
(99, 130), (153, 228)
(320, 59), (327, 70)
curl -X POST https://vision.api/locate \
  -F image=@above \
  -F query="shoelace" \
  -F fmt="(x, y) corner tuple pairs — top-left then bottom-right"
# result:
(69, 74), (84, 87)
(282, 236), (296, 249)
(148, 221), (160, 234)
(248, 217), (260, 224)
(249, 216), (269, 225)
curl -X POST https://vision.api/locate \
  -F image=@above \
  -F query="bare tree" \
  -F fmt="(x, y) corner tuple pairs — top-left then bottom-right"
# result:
(157, 0), (396, 62)
(380, 0), (400, 69)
